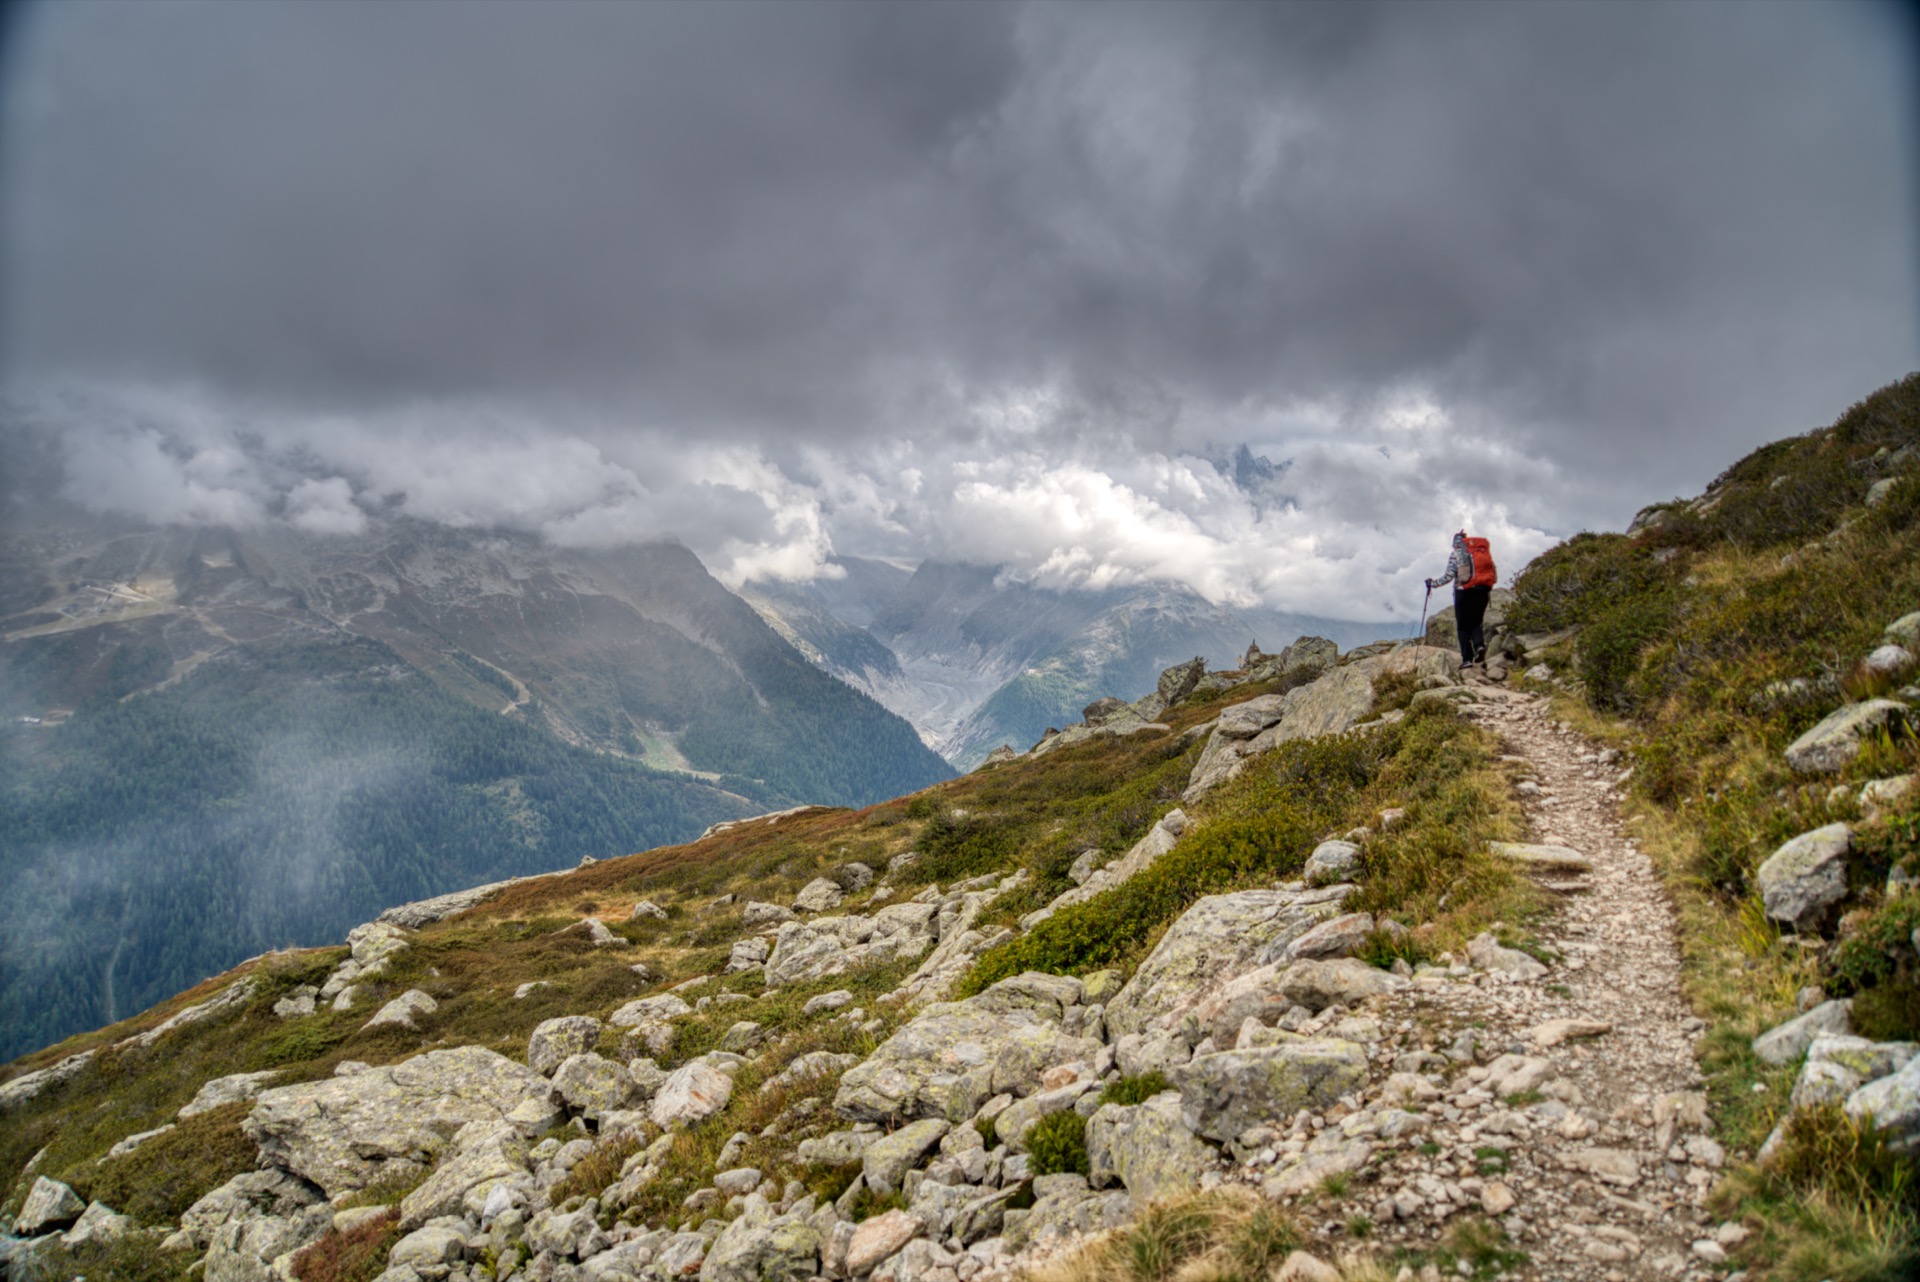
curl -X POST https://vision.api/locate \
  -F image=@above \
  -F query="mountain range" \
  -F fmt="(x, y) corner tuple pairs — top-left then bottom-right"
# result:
(745, 558), (1397, 768)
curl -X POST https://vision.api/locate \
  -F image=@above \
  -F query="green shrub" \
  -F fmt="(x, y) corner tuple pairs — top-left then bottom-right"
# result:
(1828, 899), (1920, 997)
(1026, 1111), (1089, 1177)
(1099, 1072), (1171, 1107)
(1576, 585), (1680, 714)
(1507, 532), (1660, 634)
(1853, 976), (1920, 1042)
(68, 1100), (259, 1224)
(289, 1209), (403, 1282)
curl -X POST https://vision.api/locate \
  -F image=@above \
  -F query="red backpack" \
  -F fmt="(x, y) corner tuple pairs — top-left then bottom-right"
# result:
(1462, 536), (1497, 589)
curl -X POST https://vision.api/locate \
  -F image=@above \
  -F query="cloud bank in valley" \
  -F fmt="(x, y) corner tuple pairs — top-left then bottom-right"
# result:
(1, 1), (1913, 618)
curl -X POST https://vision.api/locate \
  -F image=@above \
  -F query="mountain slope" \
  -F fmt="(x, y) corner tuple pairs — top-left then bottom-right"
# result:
(0, 516), (952, 1060)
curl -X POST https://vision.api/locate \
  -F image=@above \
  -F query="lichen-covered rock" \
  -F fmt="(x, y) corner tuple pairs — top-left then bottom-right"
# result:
(1086, 1091), (1216, 1207)
(652, 1058), (735, 1129)
(863, 1118), (949, 1196)
(1467, 933), (1549, 979)
(1105, 888), (1356, 1039)
(553, 1052), (642, 1120)
(175, 1169), (326, 1253)
(1785, 700), (1911, 774)
(1845, 1055), (1920, 1144)
(388, 1225), (467, 1274)
(764, 903), (939, 988)
(794, 877), (846, 913)
(1003, 1178), (1131, 1253)
(1285, 913), (1376, 961)
(1792, 1059), (1865, 1110)
(834, 973), (1100, 1123)
(1303, 841), (1360, 887)
(1757, 823), (1852, 930)
(61, 1201), (135, 1249)
(1807, 1033), (1920, 1082)
(195, 1171), (333, 1282)
(699, 1205), (820, 1282)
(528, 1016), (604, 1076)
(13, 1177), (84, 1236)
(362, 988), (438, 1031)
(398, 1121), (531, 1229)
(528, 1200), (612, 1261)
(245, 1046), (554, 1196)
(1173, 1040), (1370, 1142)
(1753, 999), (1854, 1065)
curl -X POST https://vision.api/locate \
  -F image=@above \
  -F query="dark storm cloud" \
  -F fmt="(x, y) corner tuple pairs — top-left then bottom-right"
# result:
(0, 0), (1914, 613)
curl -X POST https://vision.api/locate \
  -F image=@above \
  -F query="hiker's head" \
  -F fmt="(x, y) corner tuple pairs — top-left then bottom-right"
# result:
(1452, 530), (1467, 546)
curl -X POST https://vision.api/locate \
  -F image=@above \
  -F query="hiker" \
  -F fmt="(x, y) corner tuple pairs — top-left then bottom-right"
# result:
(1426, 530), (1497, 668)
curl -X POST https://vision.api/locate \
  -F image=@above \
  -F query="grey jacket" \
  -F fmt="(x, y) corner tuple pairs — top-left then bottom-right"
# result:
(1430, 544), (1476, 589)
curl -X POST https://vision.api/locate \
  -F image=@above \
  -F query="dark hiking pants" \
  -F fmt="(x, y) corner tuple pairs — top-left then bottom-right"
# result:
(1455, 585), (1491, 665)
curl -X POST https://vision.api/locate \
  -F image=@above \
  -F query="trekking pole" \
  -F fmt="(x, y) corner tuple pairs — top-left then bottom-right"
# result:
(1416, 584), (1431, 643)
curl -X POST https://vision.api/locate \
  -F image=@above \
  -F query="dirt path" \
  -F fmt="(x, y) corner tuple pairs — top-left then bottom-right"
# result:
(1304, 686), (1733, 1280)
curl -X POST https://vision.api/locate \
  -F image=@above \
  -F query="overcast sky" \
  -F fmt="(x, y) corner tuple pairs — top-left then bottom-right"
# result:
(1, 0), (1914, 618)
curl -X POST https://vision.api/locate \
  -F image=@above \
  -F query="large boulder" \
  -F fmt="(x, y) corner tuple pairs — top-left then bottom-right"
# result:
(179, 1070), (282, 1119)
(844, 1209), (922, 1276)
(1173, 1040), (1370, 1142)
(12, 1178), (83, 1236)
(834, 973), (1100, 1123)
(763, 903), (939, 988)
(244, 1047), (556, 1196)
(1246, 636), (1339, 688)
(1785, 700), (1911, 775)
(1158, 657), (1208, 705)
(188, 1171), (332, 1282)
(1086, 1091), (1217, 1207)
(528, 1016), (604, 1076)
(1104, 887), (1356, 1039)
(1757, 823), (1852, 930)
(552, 1052), (642, 1120)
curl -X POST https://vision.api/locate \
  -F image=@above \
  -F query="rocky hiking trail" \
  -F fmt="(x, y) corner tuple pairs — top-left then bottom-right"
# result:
(1281, 684), (1735, 1281)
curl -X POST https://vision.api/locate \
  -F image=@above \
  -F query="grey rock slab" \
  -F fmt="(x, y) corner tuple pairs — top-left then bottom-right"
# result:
(1785, 700), (1912, 774)
(61, 1201), (135, 1248)
(1758, 823), (1853, 930)
(528, 1016), (604, 1077)
(177, 1169), (325, 1253)
(1085, 1092), (1216, 1208)
(1272, 958), (1407, 1014)
(862, 1118), (950, 1196)
(1105, 887), (1356, 1039)
(1807, 1033), (1920, 1082)
(1467, 933), (1549, 980)
(390, 1225), (467, 1273)
(833, 974), (1100, 1123)
(179, 1070), (282, 1119)
(245, 1046), (554, 1196)
(1487, 842), (1594, 873)
(1753, 999), (1854, 1065)
(608, 993), (693, 1028)
(1173, 1040), (1369, 1142)
(1846, 1055), (1920, 1143)
(652, 1059), (735, 1129)
(845, 1207), (922, 1275)
(1791, 1060), (1865, 1110)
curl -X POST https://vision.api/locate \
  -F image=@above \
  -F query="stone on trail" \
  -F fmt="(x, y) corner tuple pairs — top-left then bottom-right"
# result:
(1488, 841), (1594, 873)
(1752, 999), (1853, 1065)
(1529, 1018), (1612, 1048)
(1560, 1146), (1641, 1187)
(1467, 932), (1549, 980)
(1757, 823), (1852, 930)
(1784, 699), (1911, 774)
(244, 1046), (555, 1197)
